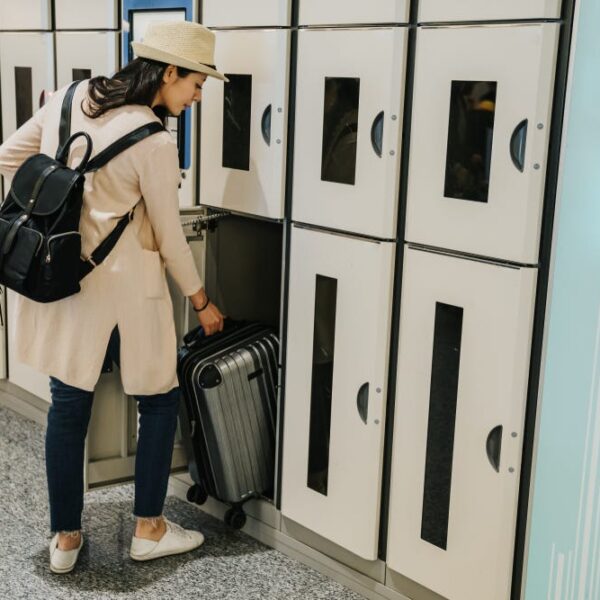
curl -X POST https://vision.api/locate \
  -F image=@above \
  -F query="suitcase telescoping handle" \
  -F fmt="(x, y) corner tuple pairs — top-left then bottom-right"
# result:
(182, 317), (239, 348)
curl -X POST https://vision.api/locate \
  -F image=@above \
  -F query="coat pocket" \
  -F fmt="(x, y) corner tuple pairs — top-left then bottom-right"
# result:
(141, 249), (165, 299)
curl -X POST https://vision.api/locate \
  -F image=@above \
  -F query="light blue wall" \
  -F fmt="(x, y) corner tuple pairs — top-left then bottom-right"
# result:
(525, 0), (600, 597)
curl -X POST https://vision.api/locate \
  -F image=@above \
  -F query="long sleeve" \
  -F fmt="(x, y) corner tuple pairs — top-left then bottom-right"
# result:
(0, 102), (48, 181)
(137, 135), (203, 297)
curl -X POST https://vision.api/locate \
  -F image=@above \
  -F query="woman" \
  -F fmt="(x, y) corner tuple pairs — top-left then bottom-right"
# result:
(0, 21), (226, 573)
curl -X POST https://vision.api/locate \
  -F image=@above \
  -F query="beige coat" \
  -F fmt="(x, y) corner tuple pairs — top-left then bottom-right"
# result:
(0, 81), (203, 395)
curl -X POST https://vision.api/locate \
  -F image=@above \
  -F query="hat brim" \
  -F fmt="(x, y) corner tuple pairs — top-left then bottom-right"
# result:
(130, 41), (229, 82)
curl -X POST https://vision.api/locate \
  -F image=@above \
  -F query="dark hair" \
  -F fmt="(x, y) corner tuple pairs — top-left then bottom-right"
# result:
(81, 57), (194, 120)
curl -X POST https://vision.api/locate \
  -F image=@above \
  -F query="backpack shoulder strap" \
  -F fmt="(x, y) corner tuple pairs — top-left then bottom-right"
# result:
(84, 122), (166, 173)
(58, 80), (83, 150)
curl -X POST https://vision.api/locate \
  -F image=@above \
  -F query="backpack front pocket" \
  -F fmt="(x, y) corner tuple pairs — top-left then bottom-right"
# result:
(27, 231), (82, 301)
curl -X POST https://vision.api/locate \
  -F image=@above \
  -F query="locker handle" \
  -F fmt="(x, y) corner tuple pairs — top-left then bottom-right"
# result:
(486, 425), (503, 472)
(357, 382), (369, 424)
(509, 119), (528, 173)
(370, 111), (384, 158)
(261, 104), (272, 146)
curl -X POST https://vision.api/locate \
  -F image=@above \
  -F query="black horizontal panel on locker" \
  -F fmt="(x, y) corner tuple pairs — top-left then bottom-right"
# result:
(0, 0), (51, 30)
(387, 245), (537, 600)
(200, 29), (290, 220)
(298, 0), (410, 26)
(55, 31), (119, 88)
(281, 224), (395, 561)
(405, 23), (560, 264)
(202, 0), (291, 27)
(291, 27), (407, 239)
(54, 0), (119, 29)
(0, 32), (55, 140)
(418, 0), (562, 23)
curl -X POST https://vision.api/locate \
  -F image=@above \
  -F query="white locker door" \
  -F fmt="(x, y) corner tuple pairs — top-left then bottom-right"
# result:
(292, 28), (407, 239)
(0, 32), (55, 140)
(419, 0), (562, 22)
(281, 225), (395, 560)
(56, 32), (119, 88)
(200, 29), (290, 220)
(202, 0), (291, 27)
(405, 24), (559, 263)
(299, 0), (409, 26)
(7, 289), (51, 401)
(55, 0), (119, 30)
(386, 246), (537, 600)
(0, 0), (51, 30)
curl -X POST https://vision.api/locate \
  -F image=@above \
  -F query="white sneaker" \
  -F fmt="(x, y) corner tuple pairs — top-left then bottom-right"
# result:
(49, 532), (84, 574)
(129, 518), (204, 561)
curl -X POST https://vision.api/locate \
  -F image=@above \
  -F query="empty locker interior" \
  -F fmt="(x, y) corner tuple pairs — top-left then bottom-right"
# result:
(0, 0), (581, 599)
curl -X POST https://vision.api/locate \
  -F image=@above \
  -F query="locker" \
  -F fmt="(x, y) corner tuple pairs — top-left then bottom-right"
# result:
(202, 0), (291, 28)
(298, 0), (410, 26)
(281, 225), (395, 560)
(56, 32), (119, 88)
(200, 29), (290, 220)
(122, 0), (197, 208)
(292, 28), (407, 239)
(0, 0), (51, 30)
(418, 0), (562, 23)
(55, 0), (119, 30)
(405, 24), (559, 263)
(386, 246), (537, 600)
(0, 32), (55, 140)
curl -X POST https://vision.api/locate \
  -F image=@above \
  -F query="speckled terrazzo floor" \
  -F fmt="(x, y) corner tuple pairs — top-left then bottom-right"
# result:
(0, 403), (365, 600)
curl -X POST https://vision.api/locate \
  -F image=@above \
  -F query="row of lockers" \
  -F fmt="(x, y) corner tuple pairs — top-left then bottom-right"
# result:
(0, 21), (559, 263)
(0, 0), (564, 30)
(280, 226), (536, 600)
(200, 22), (558, 265)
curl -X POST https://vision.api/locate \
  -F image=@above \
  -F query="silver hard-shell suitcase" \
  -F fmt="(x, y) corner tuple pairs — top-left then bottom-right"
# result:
(177, 321), (278, 529)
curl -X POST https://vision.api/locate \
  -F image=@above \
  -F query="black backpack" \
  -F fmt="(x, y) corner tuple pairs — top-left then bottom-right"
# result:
(0, 79), (165, 303)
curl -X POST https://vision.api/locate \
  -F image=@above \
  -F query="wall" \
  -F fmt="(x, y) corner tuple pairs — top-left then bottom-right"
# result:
(525, 0), (600, 597)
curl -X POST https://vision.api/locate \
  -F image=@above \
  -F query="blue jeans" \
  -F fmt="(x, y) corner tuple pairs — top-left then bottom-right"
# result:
(45, 326), (181, 533)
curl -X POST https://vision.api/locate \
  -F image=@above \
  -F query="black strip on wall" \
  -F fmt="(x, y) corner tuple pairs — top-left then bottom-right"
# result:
(14, 67), (33, 128)
(306, 274), (337, 496)
(72, 68), (92, 81)
(421, 302), (463, 550)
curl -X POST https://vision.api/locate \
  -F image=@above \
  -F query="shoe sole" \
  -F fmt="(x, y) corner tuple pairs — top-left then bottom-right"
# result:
(130, 540), (204, 561)
(50, 562), (77, 574)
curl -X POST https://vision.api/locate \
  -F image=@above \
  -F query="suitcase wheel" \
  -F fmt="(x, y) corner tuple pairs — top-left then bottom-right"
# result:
(186, 484), (208, 506)
(224, 507), (246, 530)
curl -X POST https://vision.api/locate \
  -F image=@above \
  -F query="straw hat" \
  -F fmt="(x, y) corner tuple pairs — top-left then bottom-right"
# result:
(131, 21), (229, 82)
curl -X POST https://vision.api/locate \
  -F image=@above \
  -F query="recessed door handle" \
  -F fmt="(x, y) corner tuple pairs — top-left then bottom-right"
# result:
(486, 425), (503, 472)
(510, 119), (528, 172)
(357, 382), (369, 424)
(261, 104), (272, 146)
(370, 111), (384, 157)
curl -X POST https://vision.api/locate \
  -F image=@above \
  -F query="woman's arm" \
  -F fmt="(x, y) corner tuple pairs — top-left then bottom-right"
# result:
(138, 136), (224, 334)
(0, 103), (48, 181)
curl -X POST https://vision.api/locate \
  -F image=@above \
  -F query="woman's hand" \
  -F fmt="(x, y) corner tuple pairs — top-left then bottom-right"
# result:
(196, 301), (224, 336)
(189, 287), (224, 336)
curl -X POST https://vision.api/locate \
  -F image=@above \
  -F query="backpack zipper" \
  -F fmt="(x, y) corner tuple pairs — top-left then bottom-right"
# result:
(44, 231), (81, 264)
